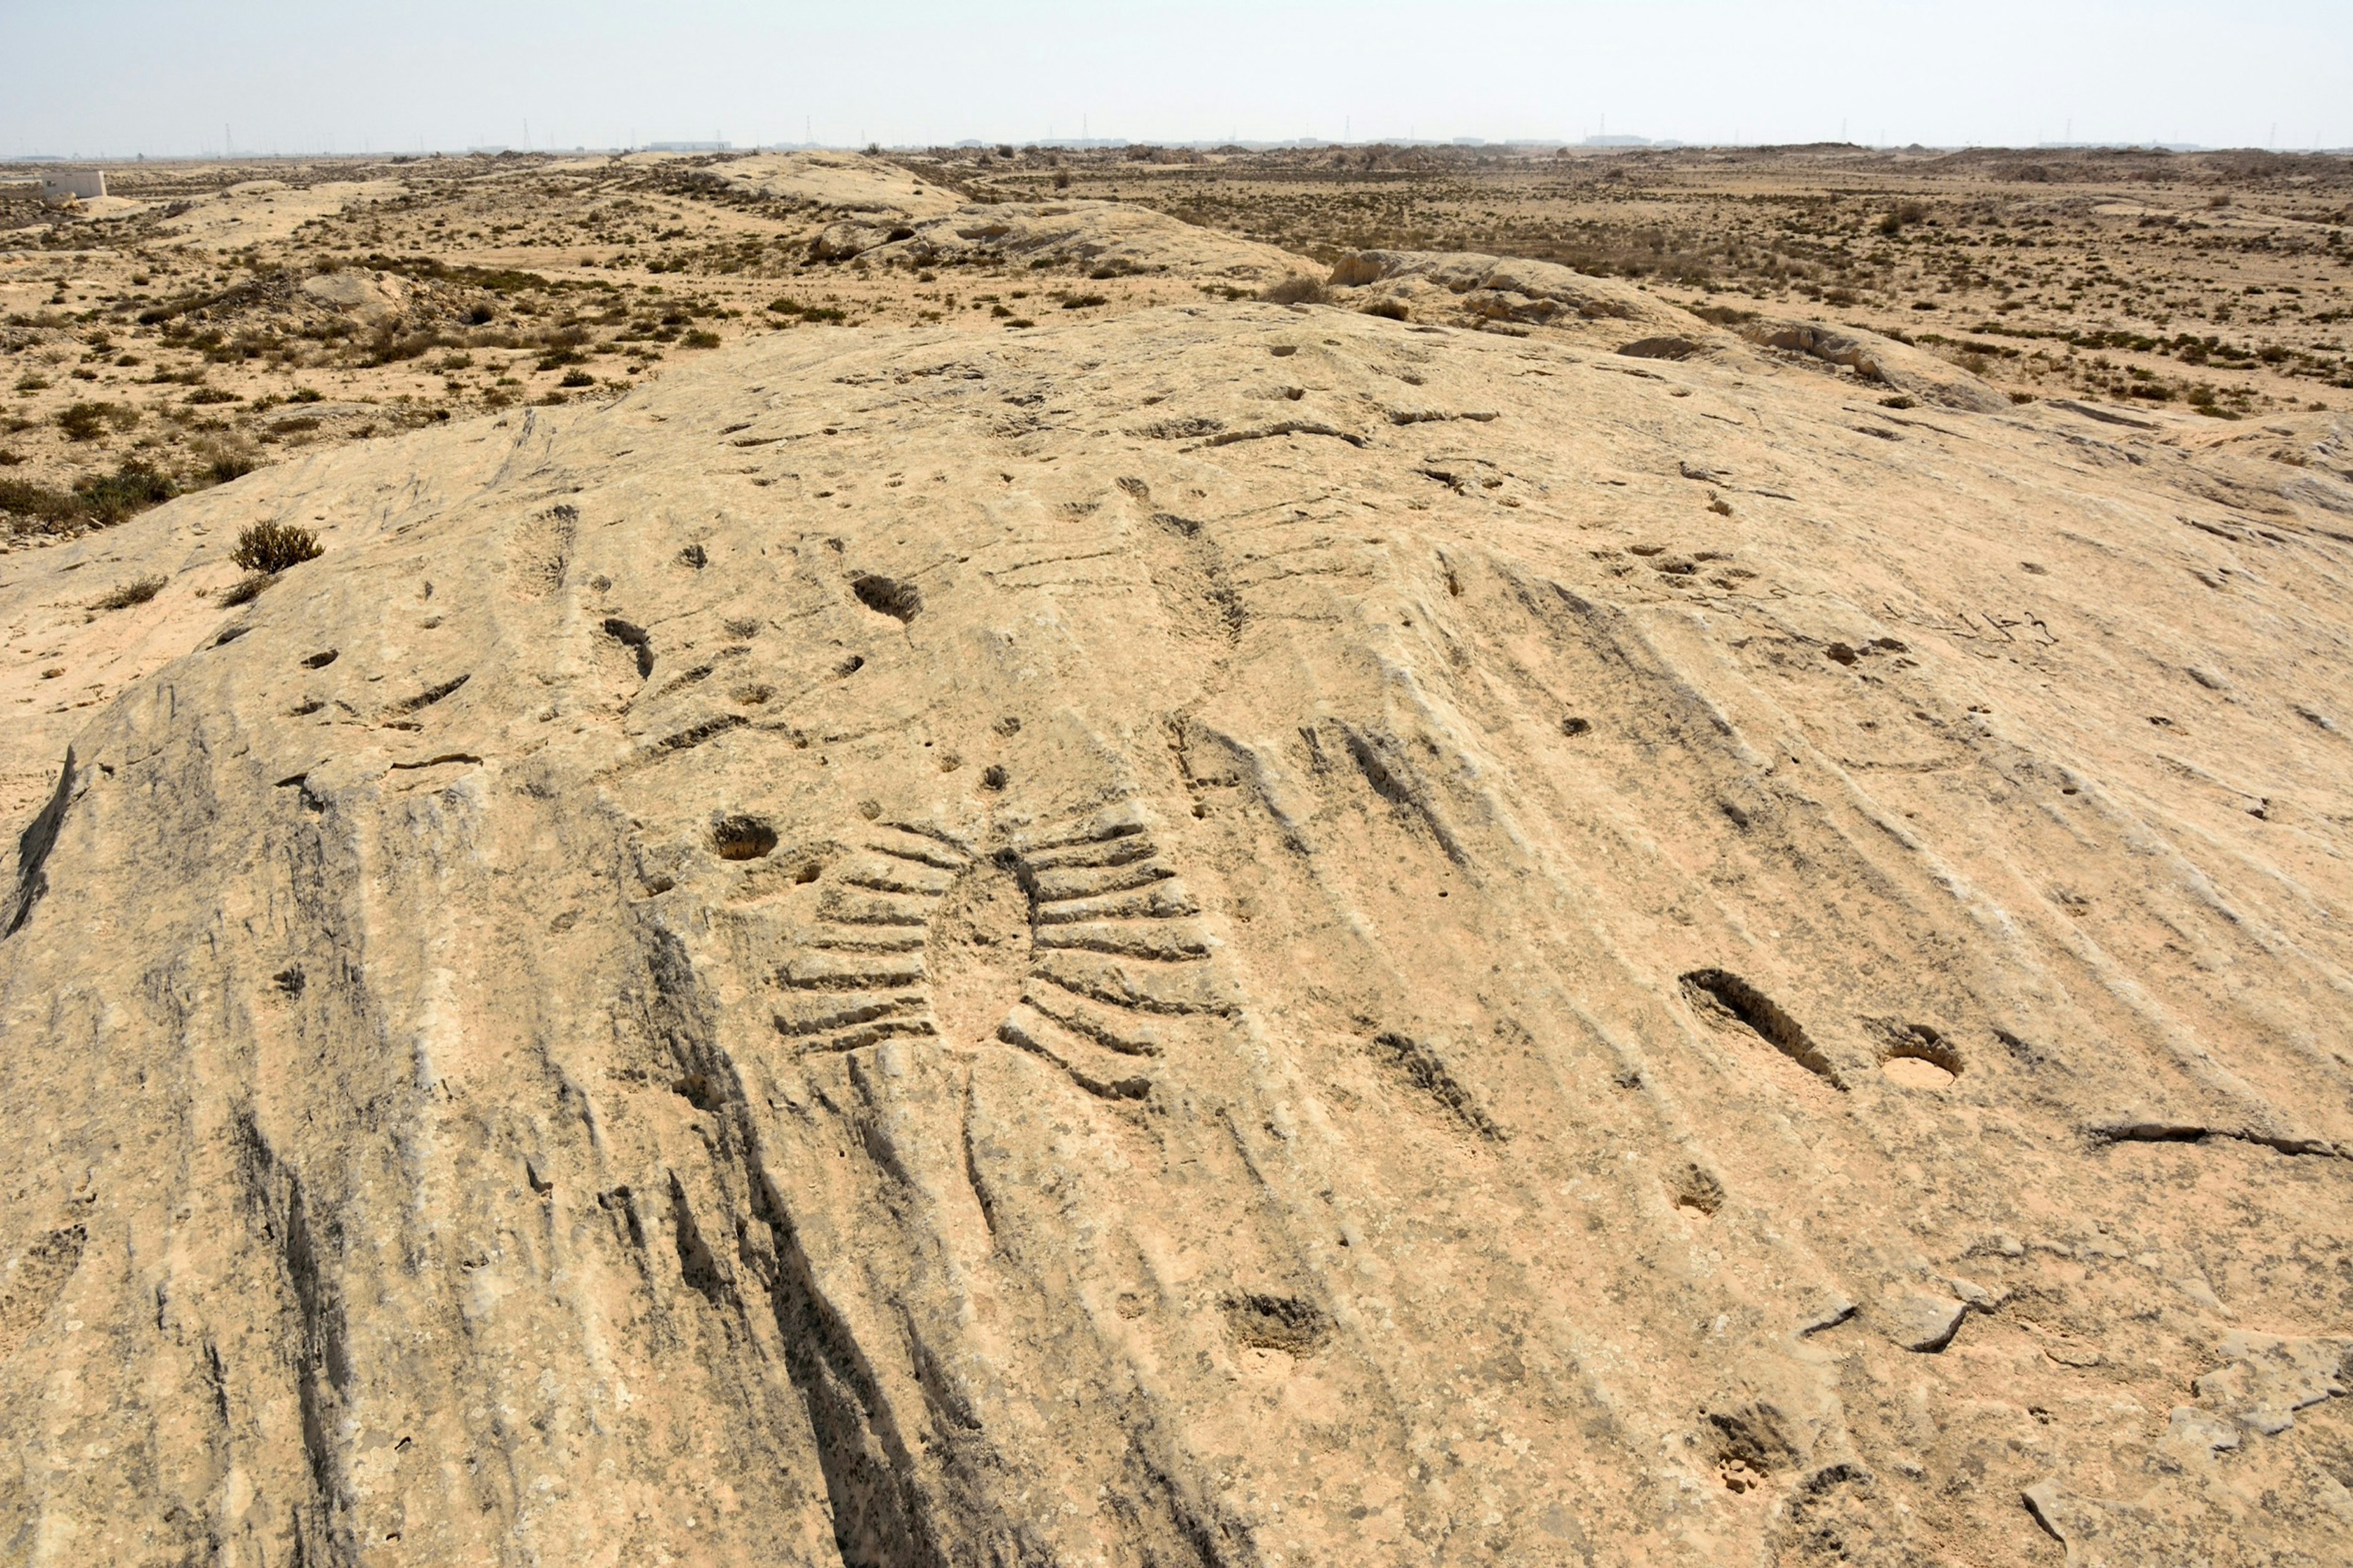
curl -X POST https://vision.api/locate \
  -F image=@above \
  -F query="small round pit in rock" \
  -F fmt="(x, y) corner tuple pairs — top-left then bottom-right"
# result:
(1882, 1056), (1956, 1089)
(712, 816), (778, 861)
(851, 574), (922, 623)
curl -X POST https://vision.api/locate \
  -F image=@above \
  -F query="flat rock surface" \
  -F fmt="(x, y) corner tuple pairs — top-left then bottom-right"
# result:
(4, 273), (2353, 1566)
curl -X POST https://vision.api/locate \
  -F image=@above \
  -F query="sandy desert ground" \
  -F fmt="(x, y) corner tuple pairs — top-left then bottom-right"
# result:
(4, 143), (2346, 528)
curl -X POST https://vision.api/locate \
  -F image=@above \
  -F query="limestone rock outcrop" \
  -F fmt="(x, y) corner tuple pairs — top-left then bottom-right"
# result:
(4, 284), (2352, 1566)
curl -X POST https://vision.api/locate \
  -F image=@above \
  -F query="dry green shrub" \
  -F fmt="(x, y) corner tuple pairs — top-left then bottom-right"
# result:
(232, 521), (323, 574)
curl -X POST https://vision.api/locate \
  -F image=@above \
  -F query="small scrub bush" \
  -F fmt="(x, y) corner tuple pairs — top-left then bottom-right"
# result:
(766, 298), (846, 323)
(232, 520), (324, 574)
(682, 328), (721, 349)
(73, 461), (175, 524)
(91, 574), (168, 611)
(219, 572), (272, 606)
(2, 460), (180, 535)
(1260, 276), (1328, 306)
(1876, 201), (1928, 235)
(58, 401), (139, 442)
(559, 369), (596, 387)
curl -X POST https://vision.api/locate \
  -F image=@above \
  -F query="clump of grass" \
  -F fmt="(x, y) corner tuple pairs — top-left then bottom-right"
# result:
(1260, 276), (1329, 306)
(1, 460), (177, 537)
(90, 574), (168, 610)
(203, 450), (257, 484)
(219, 572), (273, 605)
(56, 401), (140, 442)
(232, 520), (323, 574)
(76, 460), (176, 522)
(766, 298), (846, 324)
(1876, 200), (1929, 236)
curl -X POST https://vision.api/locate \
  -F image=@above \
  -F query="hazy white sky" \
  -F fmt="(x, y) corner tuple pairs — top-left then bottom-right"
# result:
(6, 1), (2347, 157)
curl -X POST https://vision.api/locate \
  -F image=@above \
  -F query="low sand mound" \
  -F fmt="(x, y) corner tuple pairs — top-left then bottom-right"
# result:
(817, 197), (1306, 285)
(298, 267), (411, 319)
(155, 177), (405, 249)
(695, 150), (968, 221)
(1324, 249), (2017, 410)
(1327, 248), (1700, 336)
(3, 299), (2352, 1566)
(1733, 317), (2016, 412)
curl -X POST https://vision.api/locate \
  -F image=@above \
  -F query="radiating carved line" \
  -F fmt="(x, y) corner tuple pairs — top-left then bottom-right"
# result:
(1028, 961), (1235, 1018)
(1033, 925), (1211, 963)
(1029, 861), (1175, 903)
(802, 1018), (941, 1054)
(1023, 987), (1164, 1056)
(1033, 883), (1199, 926)
(775, 996), (930, 1038)
(808, 933), (928, 954)
(998, 1007), (1153, 1100)
(1021, 837), (1159, 872)
(868, 841), (969, 873)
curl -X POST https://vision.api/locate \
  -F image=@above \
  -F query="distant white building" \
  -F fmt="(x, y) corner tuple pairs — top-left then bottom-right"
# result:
(40, 170), (105, 206)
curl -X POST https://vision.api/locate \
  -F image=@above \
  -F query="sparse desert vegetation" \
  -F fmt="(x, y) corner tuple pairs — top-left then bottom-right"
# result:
(3, 141), (2346, 552)
(936, 140), (2353, 416)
